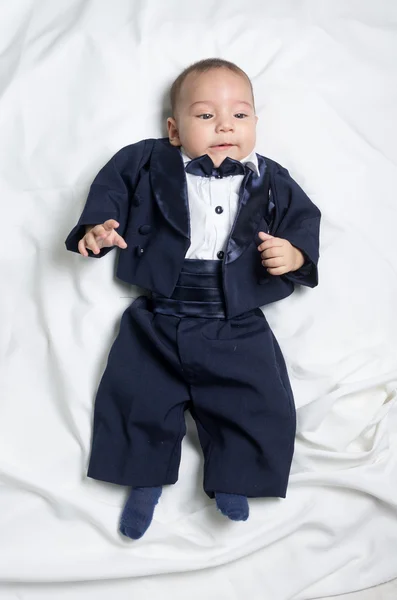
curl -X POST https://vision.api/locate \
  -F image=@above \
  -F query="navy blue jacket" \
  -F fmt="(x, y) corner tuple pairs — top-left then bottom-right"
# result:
(65, 138), (321, 318)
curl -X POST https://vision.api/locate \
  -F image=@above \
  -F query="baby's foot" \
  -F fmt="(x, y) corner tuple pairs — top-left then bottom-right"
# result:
(215, 492), (249, 521)
(119, 486), (162, 539)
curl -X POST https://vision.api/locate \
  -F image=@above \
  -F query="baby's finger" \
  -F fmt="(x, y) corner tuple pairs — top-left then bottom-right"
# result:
(114, 233), (128, 249)
(85, 232), (101, 255)
(257, 238), (283, 252)
(267, 266), (287, 276)
(91, 223), (107, 234)
(262, 257), (286, 269)
(258, 231), (273, 242)
(103, 219), (120, 230)
(261, 247), (284, 260)
(78, 238), (89, 257)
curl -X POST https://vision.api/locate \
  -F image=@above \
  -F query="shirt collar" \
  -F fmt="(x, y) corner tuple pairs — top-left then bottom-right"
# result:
(180, 147), (259, 176)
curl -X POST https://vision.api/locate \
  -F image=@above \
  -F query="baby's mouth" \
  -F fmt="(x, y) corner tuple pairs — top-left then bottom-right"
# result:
(211, 143), (234, 149)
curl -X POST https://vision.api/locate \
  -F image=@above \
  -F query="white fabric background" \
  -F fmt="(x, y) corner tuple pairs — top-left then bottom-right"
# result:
(1, 1), (397, 599)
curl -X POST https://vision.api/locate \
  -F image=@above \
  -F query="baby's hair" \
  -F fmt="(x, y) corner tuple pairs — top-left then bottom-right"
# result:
(170, 58), (255, 116)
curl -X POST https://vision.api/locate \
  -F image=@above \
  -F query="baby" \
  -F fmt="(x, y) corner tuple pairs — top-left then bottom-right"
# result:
(66, 58), (321, 540)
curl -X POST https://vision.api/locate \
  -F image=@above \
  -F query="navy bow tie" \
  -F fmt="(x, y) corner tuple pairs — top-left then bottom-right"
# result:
(185, 155), (246, 178)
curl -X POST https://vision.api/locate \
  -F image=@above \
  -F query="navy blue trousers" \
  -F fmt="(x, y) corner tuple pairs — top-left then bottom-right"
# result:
(87, 296), (296, 498)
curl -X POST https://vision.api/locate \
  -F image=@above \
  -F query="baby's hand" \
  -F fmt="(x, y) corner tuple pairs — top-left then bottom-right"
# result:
(78, 219), (128, 257)
(257, 232), (304, 276)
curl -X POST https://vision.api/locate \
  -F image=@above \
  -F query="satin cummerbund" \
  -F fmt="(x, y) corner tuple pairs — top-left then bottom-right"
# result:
(151, 259), (226, 318)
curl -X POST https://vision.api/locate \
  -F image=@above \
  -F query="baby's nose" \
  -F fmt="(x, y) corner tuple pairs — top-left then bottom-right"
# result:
(216, 119), (234, 132)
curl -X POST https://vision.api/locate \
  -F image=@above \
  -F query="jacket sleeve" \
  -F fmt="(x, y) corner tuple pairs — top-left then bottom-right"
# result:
(65, 140), (147, 258)
(269, 165), (321, 288)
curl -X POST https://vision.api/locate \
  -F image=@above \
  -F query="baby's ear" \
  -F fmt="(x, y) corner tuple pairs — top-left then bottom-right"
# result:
(167, 117), (181, 146)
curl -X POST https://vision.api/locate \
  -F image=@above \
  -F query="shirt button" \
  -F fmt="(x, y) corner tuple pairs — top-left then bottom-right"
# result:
(135, 245), (144, 257)
(215, 206), (223, 214)
(217, 251), (224, 260)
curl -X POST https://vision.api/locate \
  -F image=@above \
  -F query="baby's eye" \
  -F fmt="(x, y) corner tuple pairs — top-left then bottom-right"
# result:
(235, 113), (248, 119)
(198, 113), (213, 120)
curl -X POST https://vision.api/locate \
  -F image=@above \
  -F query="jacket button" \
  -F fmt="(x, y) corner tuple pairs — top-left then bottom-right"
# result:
(132, 195), (142, 207)
(217, 251), (224, 260)
(135, 245), (144, 257)
(215, 206), (223, 214)
(139, 225), (152, 235)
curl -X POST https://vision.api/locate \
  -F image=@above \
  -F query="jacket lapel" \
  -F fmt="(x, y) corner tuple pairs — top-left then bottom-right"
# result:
(149, 140), (269, 263)
(225, 155), (269, 264)
(149, 138), (190, 240)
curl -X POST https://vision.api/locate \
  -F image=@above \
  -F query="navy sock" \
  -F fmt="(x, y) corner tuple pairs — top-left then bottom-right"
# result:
(119, 486), (162, 539)
(215, 492), (249, 521)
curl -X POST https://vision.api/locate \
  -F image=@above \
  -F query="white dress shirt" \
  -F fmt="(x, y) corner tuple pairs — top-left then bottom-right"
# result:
(181, 148), (259, 260)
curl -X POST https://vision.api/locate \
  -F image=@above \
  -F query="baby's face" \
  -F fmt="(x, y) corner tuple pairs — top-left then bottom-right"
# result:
(168, 68), (257, 167)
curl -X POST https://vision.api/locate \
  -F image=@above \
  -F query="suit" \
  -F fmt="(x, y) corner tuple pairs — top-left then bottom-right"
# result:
(65, 138), (321, 497)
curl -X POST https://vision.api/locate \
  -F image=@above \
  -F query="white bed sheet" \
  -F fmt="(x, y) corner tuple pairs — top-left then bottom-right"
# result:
(1, 1), (397, 599)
